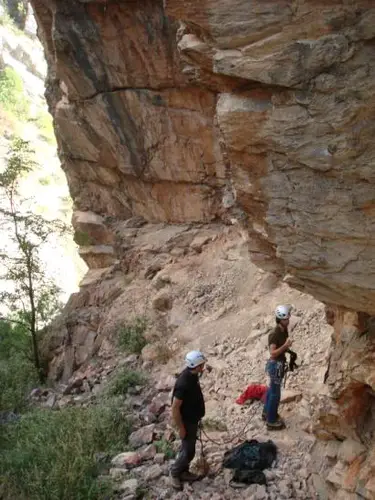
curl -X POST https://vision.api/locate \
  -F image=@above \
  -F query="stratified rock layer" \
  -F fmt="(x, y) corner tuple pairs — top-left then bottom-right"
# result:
(31, 0), (375, 314)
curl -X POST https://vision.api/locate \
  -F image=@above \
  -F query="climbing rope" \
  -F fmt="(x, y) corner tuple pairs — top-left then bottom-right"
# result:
(199, 400), (263, 447)
(283, 366), (289, 388)
(195, 401), (263, 477)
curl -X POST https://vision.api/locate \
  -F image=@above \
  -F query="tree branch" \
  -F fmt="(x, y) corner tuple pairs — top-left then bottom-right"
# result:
(0, 315), (32, 332)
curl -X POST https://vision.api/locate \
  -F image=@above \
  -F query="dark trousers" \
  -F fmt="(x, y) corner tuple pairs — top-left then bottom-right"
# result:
(264, 360), (284, 423)
(170, 421), (198, 477)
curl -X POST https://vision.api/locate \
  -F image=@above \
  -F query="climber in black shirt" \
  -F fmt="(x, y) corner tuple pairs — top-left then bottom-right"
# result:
(170, 350), (206, 491)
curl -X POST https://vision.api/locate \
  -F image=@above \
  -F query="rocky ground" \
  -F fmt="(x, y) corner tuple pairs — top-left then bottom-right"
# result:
(133, 303), (331, 500)
(35, 297), (332, 499)
(33, 223), (344, 499)
(30, 220), (375, 500)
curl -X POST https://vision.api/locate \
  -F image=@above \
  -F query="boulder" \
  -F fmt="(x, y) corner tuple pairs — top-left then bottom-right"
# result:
(152, 292), (173, 312)
(338, 439), (366, 464)
(280, 390), (302, 404)
(118, 478), (138, 496)
(139, 444), (157, 461)
(111, 452), (142, 468)
(148, 392), (170, 416)
(143, 464), (163, 481)
(128, 424), (155, 449)
(155, 375), (176, 391)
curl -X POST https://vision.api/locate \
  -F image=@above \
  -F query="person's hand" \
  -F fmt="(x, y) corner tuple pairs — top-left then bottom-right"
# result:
(179, 425), (186, 439)
(285, 338), (293, 348)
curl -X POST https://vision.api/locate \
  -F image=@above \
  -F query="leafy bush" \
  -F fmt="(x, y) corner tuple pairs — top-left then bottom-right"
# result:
(0, 319), (38, 412)
(0, 317), (29, 358)
(106, 368), (145, 397)
(0, 402), (132, 500)
(1, 0), (28, 30)
(0, 357), (37, 413)
(34, 110), (55, 144)
(0, 7), (20, 31)
(154, 438), (176, 459)
(0, 67), (30, 119)
(118, 317), (147, 354)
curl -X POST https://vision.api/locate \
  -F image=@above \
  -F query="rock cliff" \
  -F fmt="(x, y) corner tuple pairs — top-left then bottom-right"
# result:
(30, 1), (375, 498)
(31, 0), (375, 313)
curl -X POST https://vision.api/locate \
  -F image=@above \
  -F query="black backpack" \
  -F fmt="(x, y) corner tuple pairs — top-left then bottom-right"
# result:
(222, 439), (277, 487)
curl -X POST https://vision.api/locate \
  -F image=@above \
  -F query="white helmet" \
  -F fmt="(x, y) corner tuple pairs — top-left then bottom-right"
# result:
(275, 304), (292, 320)
(185, 350), (206, 369)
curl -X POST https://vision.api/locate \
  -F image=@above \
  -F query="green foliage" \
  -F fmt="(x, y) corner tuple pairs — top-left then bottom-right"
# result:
(0, 138), (67, 381)
(74, 229), (94, 246)
(106, 367), (145, 397)
(0, 67), (30, 119)
(0, 315), (29, 358)
(0, 66), (54, 143)
(0, 8), (14, 28)
(118, 317), (148, 354)
(136, 485), (150, 499)
(0, 136), (35, 184)
(0, 402), (132, 500)
(0, 140), (65, 327)
(0, 318), (38, 412)
(33, 110), (56, 144)
(1, 0), (28, 30)
(154, 438), (176, 459)
(38, 176), (51, 186)
(0, 356), (37, 412)
(0, 318), (137, 498)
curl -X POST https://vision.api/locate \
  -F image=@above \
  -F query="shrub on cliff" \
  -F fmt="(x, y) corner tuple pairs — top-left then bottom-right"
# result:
(0, 356), (37, 413)
(105, 367), (145, 397)
(0, 66), (30, 119)
(0, 401), (132, 500)
(118, 316), (148, 354)
(0, 318), (39, 412)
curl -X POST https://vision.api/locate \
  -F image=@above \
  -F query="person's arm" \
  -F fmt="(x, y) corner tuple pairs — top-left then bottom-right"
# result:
(269, 338), (292, 360)
(171, 398), (186, 438)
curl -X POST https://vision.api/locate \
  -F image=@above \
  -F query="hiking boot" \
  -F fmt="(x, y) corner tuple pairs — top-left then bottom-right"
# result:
(180, 471), (201, 482)
(262, 411), (283, 422)
(266, 420), (286, 431)
(169, 474), (183, 491)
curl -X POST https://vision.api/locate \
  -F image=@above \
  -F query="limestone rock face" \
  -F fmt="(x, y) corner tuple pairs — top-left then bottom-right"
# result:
(30, 0), (375, 315)
(311, 307), (375, 499)
(32, 0), (225, 224)
(167, 0), (375, 315)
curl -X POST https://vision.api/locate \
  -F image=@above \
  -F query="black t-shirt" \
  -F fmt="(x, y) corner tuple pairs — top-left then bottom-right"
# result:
(268, 325), (288, 362)
(172, 368), (205, 423)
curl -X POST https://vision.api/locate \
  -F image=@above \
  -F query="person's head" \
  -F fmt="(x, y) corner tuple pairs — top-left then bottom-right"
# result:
(185, 350), (206, 374)
(275, 304), (292, 329)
